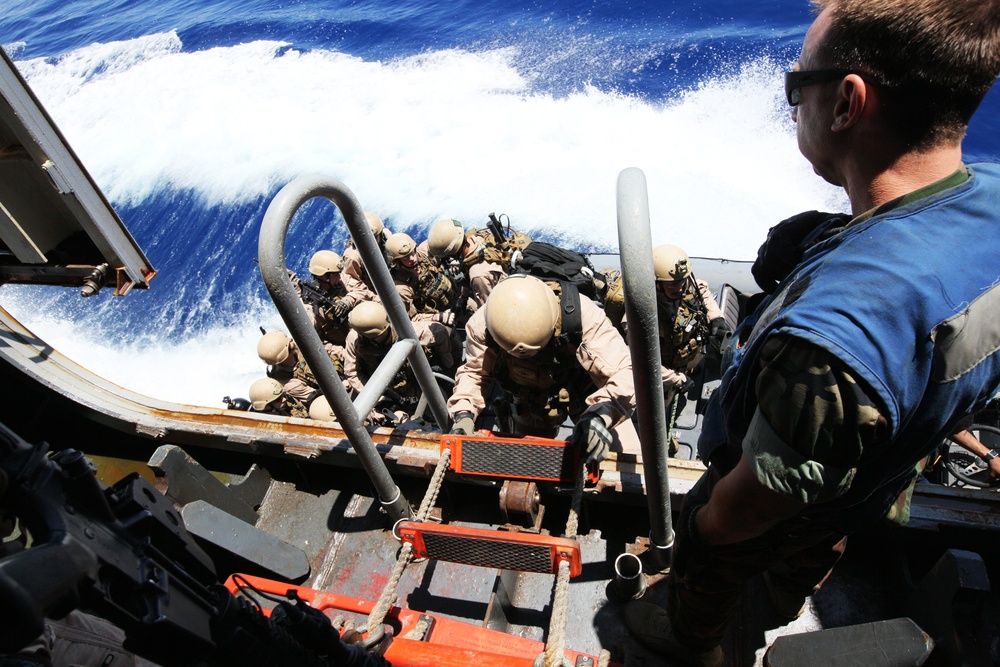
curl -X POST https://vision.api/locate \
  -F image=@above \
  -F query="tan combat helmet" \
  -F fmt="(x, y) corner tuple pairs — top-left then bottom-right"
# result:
(349, 301), (391, 339)
(308, 394), (336, 421)
(385, 233), (417, 260)
(365, 211), (385, 236)
(308, 250), (345, 277)
(257, 331), (291, 365)
(485, 275), (559, 358)
(249, 377), (284, 411)
(427, 219), (466, 258)
(652, 244), (691, 282)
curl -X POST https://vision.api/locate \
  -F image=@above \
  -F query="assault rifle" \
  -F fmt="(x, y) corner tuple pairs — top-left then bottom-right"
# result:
(0, 422), (388, 666)
(299, 279), (350, 323)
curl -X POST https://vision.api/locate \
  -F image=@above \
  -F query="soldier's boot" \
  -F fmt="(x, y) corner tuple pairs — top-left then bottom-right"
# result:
(623, 600), (724, 667)
(762, 570), (807, 622)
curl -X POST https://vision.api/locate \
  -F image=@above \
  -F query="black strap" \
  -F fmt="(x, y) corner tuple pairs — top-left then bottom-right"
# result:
(554, 282), (582, 347)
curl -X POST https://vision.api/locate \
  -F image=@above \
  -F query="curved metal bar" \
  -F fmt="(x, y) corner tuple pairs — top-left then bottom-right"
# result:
(352, 339), (417, 420)
(259, 174), (416, 521)
(347, 198), (451, 433)
(616, 167), (674, 569)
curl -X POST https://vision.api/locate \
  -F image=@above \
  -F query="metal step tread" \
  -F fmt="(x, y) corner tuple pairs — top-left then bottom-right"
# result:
(397, 520), (582, 576)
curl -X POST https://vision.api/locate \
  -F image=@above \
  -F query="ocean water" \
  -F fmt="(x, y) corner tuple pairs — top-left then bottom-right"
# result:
(2, 0), (999, 407)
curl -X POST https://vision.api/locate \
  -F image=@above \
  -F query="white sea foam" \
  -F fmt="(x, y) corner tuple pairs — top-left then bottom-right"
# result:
(3, 286), (286, 408)
(15, 31), (846, 255)
(6, 32), (849, 407)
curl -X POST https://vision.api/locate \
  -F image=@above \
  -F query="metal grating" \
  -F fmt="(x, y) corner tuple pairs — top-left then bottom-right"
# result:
(422, 532), (553, 573)
(459, 439), (574, 480)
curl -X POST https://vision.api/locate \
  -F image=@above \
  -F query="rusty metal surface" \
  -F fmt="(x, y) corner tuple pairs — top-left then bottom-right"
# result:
(500, 480), (541, 529)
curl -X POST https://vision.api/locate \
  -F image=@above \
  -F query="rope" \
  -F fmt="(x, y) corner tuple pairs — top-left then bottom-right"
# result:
(540, 459), (586, 667)
(367, 447), (452, 634)
(667, 390), (679, 440)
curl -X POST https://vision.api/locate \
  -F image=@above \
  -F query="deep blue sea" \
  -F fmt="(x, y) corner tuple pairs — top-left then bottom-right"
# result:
(2, 0), (999, 406)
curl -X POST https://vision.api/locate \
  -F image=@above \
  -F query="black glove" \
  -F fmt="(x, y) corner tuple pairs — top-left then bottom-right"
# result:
(450, 411), (475, 435)
(571, 414), (614, 464)
(752, 211), (848, 293)
(437, 309), (456, 327)
(330, 299), (351, 318)
(708, 317), (731, 351)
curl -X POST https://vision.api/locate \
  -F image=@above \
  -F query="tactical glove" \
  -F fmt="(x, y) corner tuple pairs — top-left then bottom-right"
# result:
(708, 317), (731, 351)
(670, 372), (690, 392)
(450, 411), (475, 435)
(571, 414), (614, 465)
(330, 299), (351, 318)
(436, 309), (456, 327)
(752, 210), (848, 293)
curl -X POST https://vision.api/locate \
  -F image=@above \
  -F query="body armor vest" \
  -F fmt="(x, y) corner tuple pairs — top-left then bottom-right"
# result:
(288, 397), (310, 419)
(659, 279), (709, 371)
(463, 228), (531, 267)
(394, 258), (454, 314)
(356, 334), (417, 396)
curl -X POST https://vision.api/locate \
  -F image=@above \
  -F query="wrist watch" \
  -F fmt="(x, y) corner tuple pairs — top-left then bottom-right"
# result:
(983, 449), (999, 462)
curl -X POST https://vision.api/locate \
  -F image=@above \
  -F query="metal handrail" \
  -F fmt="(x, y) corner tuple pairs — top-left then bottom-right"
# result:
(258, 175), (448, 521)
(616, 167), (674, 570)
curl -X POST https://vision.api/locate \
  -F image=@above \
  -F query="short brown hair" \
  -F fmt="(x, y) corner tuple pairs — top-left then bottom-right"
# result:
(812, 0), (1000, 149)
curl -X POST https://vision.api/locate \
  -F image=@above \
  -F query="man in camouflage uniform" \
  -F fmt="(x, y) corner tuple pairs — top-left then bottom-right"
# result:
(255, 330), (336, 415)
(448, 275), (635, 463)
(425, 217), (530, 309)
(623, 244), (729, 404)
(342, 211), (392, 304)
(385, 232), (461, 331)
(294, 250), (362, 368)
(623, 2), (1000, 665)
(343, 302), (452, 422)
(248, 377), (313, 418)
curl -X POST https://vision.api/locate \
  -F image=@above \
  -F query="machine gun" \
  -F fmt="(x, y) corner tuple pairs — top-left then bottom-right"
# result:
(0, 421), (389, 666)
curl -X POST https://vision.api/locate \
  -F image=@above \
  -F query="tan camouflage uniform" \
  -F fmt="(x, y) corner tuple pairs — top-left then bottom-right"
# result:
(449, 295), (635, 436)
(621, 277), (723, 391)
(343, 321), (453, 395)
(342, 227), (391, 304)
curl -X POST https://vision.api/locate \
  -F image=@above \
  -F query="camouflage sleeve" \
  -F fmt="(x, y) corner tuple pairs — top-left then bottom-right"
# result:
(342, 272), (373, 306)
(743, 333), (889, 504)
(344, 331), (365, 395)
(283, 377), (317, 403)
(577, 298), (636, 427)
(447, 309), (492, 418)
(696, 279), (723, 322)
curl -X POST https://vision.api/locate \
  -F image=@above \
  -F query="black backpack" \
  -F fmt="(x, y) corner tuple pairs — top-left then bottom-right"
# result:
(511, 241), (598, 299)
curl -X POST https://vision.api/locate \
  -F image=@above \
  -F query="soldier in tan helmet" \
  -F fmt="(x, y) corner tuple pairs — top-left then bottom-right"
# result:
(426, 217), (528, 309)
(448, 275), (635, 464)
(341, 211), (393, 304)
(293, 249), (357, 367)
(247, 377), (312, 418)
(343, 301), (454, 392)
(255, 331), (322, 415)
(386, 232), (461, 331)
(342, 301), (452, 424)
(622, 244), (728, 402)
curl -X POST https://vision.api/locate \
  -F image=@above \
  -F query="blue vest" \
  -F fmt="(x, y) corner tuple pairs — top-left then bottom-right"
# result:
(704, 164), (1000, 532)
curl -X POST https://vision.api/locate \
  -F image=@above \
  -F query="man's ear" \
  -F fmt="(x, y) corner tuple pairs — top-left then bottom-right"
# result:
(831, 73), (869, 132)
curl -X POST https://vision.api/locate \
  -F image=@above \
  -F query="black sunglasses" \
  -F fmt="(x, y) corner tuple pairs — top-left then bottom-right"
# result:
(784, 69), (854, 106)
